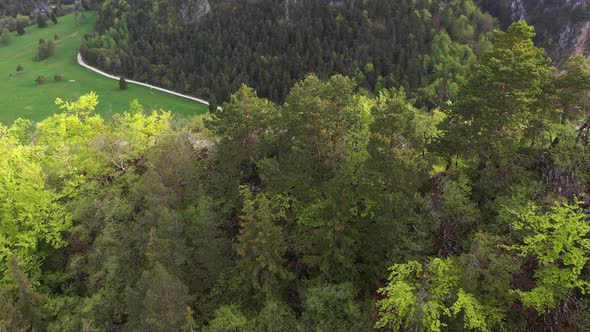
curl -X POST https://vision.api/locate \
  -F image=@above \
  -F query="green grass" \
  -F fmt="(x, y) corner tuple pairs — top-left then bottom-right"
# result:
(0, 12), (209, 124)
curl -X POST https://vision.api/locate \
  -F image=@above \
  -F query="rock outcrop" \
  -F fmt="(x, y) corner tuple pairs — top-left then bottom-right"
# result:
(179, 0), (211, 23)
(479, 0), (590, 63)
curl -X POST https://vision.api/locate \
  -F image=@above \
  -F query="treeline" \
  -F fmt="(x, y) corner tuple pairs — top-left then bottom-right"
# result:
(0, 0), (36, 17)
(1, 21), (590, 331)
(0, 0), (101, 17)
(0, 0), (101, 32)
(81, 0), (494, 104)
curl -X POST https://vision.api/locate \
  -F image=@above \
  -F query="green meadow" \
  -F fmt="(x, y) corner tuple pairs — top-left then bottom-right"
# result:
(0, 11), (208, 124)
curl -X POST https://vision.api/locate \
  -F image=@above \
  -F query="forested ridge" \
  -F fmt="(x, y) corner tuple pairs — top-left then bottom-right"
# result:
(2, 15), (590, 330)
(82, 0), (494, 105)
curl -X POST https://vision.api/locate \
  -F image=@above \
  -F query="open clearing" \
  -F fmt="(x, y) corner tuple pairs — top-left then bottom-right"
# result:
(0, 11), (208, 124)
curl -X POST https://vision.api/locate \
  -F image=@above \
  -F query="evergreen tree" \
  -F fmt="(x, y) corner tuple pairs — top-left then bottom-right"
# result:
(442, 21), (552, 165)
(126, 263), (191, 331)
(119, 77), (128, 90)
(553, 55), (590, 124)
(303, 283), (368, 331)
(36, 39), (55, 60)
(235, 190), (292, 302)
(36, 14), (47, 28)
(252, 301), (300, 332)
(183, 198), (232, 294)
(0, 287), (22, 331)
(50, 12), (58, 25)
(6, 256), (44, 332)
(15, 19), (25, 35)
(208, 96), (218, 113)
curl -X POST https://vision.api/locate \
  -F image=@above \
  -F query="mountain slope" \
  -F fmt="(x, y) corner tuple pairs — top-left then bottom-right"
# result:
(82, 0), (494, 103)
(478, 0), (590, 62)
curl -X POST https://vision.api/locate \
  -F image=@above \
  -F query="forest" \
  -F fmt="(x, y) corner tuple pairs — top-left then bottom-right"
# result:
(81, 0), (495, 106)
(1, 14), (590, 329)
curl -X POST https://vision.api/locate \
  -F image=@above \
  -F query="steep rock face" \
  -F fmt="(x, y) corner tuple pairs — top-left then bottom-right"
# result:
(180, 0), (211, 23)
(479, 0), (590, 63)
(510, 0), (526, 20)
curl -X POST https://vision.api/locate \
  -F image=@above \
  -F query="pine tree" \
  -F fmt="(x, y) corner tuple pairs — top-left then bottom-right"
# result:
(442, 21), (552, 164)
(208, 95), (218, 113)
(16, 20), (25, 35)
(253, 301), (300, 332)
(235, 190), (292, 301)
(119, 77), (128, 90)
(7, 256), (44, 331)
(36, 14), (47, 28)
(126, 263), (191, 331)
(50, 12), (58, 25)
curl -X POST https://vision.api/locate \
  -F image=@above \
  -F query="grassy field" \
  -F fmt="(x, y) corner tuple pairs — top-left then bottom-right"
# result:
(0, 12), (209, 124)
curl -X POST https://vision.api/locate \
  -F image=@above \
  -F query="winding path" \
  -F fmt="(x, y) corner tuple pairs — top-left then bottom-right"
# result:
(77, 53), (211, 106)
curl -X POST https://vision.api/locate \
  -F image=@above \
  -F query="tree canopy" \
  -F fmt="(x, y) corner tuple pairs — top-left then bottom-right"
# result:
(2, 18), (590, 331)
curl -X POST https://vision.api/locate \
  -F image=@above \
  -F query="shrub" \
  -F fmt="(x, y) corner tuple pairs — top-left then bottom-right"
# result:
(0, 28), (10, 45)
(209, 96), (218, 113)
(47, 40), (55, 54)
(54, 34), (59, 40)
(36, 39), (55, 60)
(0, 17), (16, 31)
(35, 75), (46, 85)
(54, 74), (64, 82)
(36, 14), (47, 28)
(16, 64), (23, 72)
(16, 24), (24, 35)
(16, 15), (31, 32)
(119, 77), (128, 90)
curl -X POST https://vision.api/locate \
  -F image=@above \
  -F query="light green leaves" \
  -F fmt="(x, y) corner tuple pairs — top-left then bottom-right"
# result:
(376, 258), (491, 332)
(0, 128), (70, 277)
(507, 201), (590, 311)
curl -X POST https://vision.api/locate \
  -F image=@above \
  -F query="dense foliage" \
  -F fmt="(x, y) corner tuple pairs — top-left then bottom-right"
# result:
(82, 0), (494, 104)
(0, 0), (100, 34)
(2, 14), (590, 332)
(0, 0), (37, 18)
(0, 0), (100, 18)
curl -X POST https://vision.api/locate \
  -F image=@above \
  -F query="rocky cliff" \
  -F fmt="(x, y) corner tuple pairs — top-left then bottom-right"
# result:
(479, 0), (590, 63)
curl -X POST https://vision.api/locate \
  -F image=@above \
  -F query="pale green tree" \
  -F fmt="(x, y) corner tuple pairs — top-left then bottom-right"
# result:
(376, 258), (494, 332)
(506, 200), (590, 311)
(0, 28), (11, 46)
(0, 131), (70, 276)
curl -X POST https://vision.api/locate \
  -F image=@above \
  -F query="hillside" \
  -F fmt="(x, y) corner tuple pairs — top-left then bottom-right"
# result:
(2, 1), (590, 331)
(82, 0), (495, 104)
(0, 11), (207, 123)
(478, 0), (590, 62)
(1, 20), (590, 330)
